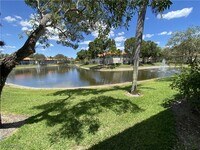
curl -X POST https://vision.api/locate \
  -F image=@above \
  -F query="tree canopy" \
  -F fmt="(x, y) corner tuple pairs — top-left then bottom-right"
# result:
(87, 37), (117, 59)
(166, 26), (200, 65)
(33, 53), (46, 60)
(125, 37), (161, 63)
(24, 0), (134, 49)
(76, 49), (88, 60)
(54, 54), (68, 60)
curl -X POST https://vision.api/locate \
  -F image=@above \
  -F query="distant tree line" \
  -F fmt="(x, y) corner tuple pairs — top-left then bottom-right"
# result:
(28, 53), (69, 61)
(76, 36), (162, 64)
(162, 26), (200, 65)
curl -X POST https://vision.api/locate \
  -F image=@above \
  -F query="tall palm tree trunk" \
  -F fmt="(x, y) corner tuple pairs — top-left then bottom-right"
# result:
(131, 1), (148, 94)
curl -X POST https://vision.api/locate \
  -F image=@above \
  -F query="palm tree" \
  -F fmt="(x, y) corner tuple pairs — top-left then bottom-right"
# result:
(131, 0), (173, 94)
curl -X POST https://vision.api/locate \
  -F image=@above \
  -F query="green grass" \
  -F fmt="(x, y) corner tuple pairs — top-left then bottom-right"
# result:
(80, 63), (162, 70)
(0, 79), (178, 150)
(14, 64), (61, 70)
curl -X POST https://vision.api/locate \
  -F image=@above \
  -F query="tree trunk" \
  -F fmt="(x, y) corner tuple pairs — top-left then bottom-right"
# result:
(131, 2), (148, 94)
(0, 24), (46, 127)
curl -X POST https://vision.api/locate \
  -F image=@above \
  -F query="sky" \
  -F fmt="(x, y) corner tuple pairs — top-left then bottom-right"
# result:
(0, 0), (200, 58)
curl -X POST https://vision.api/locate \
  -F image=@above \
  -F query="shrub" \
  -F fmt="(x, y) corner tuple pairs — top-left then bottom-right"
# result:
(170, 64), (200, 109)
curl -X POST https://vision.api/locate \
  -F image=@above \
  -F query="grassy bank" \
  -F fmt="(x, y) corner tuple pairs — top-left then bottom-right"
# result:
(14, 64), (71, 70)
(79, 63), (164, 71)
(0, 79), (178, 149)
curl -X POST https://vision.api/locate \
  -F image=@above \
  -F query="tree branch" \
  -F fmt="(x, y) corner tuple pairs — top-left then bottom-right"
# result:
(36, 0), (43, 18)
(55, 26), (72, 39)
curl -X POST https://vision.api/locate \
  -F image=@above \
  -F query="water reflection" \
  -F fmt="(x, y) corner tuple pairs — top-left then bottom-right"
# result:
(7, 65), (178, 88)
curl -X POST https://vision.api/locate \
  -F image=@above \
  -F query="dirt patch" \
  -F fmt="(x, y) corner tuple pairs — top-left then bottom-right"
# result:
(172, 101), (200, 149)
(0, 114), (28, 141)
(125, 92), (143, 97)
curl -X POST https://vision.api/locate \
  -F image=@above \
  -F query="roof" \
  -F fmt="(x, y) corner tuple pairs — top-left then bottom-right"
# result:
(97, 52), (128, 57)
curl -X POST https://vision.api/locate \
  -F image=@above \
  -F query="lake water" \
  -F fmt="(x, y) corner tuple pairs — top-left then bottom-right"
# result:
(7, 65), (179, 88)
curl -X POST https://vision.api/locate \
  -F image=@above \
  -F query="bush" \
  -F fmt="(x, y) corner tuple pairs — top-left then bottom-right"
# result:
(170, 64), (200, 109)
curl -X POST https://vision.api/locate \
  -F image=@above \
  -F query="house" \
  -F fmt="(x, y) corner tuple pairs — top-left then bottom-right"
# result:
(20, 57), (36, 65)
(91, 52), (133, 65)
(20, 57), (68, 65)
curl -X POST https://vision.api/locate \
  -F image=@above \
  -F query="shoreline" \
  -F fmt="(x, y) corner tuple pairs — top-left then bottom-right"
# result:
(76, 64), (174, 72)
(5, 78), (159, 90)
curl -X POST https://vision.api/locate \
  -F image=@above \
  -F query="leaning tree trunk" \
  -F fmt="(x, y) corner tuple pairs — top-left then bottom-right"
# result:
(0, 13), (52, 126)
(131, 2), (148, 94)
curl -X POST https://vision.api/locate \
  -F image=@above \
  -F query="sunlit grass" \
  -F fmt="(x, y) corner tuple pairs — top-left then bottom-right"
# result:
(1, 79), (178, 149)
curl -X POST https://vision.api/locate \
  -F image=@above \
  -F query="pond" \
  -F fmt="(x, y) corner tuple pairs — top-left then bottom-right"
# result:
(7, 65), (179, 88)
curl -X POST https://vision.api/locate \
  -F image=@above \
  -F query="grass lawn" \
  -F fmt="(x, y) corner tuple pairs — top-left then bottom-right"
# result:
(0, 79), (178, 150)
(14, 64), (65, 70)
(80, 63), (163, 70)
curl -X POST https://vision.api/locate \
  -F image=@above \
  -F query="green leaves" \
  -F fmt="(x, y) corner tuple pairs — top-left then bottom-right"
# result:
(166, 26), (200, 65)
(171, 64), (200, 107)
(150, 0), (173, 14)
(24, 0), (134, 51)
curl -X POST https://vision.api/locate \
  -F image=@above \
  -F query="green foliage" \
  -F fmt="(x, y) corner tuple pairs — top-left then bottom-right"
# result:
(54, 54), (67, 60)
(124, 37), (136, 55)
(88, 37), (117, 59)
(171, 65), (200, 107)
(33, 53), (46, 60)
(141, 40), (161, 62)
(166, 26), (200, 65)
(76, 49), (88, 60)
(124, 37), (161, 62)
(0, 41), (5, 47)
(150, 0), (173, 14)
(24, 0), (134, 50)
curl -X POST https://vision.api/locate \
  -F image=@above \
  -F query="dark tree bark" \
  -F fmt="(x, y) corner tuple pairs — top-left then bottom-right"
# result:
(131, 2), (148, 94)
(0, 24), (46, 126)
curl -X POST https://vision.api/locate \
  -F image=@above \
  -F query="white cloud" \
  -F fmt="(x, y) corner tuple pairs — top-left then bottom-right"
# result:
(158, 31), (167, 35)
(108, 30), (115, 38)
(91, 31), (99, 38)
(114, 36), (126, 42)
(49, 36), (59, 41)
(79, 40), (91, 45)
(146, 17), (150, 20)
(21, 27), (29, 31)
(79, 46), (89, 50)
(117, 46), (124, 50)
(155, 41), (160, 45)
(167, 31), (173, 35)
(19, 20), (32, 27)
(118, 32), (125, 36)
(4, 16), (16, 22)
(15, 15), (22, 20)
(143, 34), (154, 39)
(158, 31), (172, 36)
(49, 43), (54, 47)
(46, 27), (60, 41)
(116, 42), (121, 47)
(157, 7), (193, 20)
(91, 29), (115, 38)
(5, 45), (16, 49)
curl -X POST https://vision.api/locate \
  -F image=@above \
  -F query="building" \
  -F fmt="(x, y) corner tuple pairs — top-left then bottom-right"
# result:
(91, 52), (133, 65)
(20, 57), (68, 65)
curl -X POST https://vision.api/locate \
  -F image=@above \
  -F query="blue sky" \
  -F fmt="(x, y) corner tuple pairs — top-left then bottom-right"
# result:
(1, 0), (200, 58)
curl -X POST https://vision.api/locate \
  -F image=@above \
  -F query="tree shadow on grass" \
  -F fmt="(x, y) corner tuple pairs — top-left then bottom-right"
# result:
(51, 85), (127, 97)
(161, 94), (183, 109)
(51, 84), (155, 98)
(27, 94), (142, 143)
(89, 109), (177, 150)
